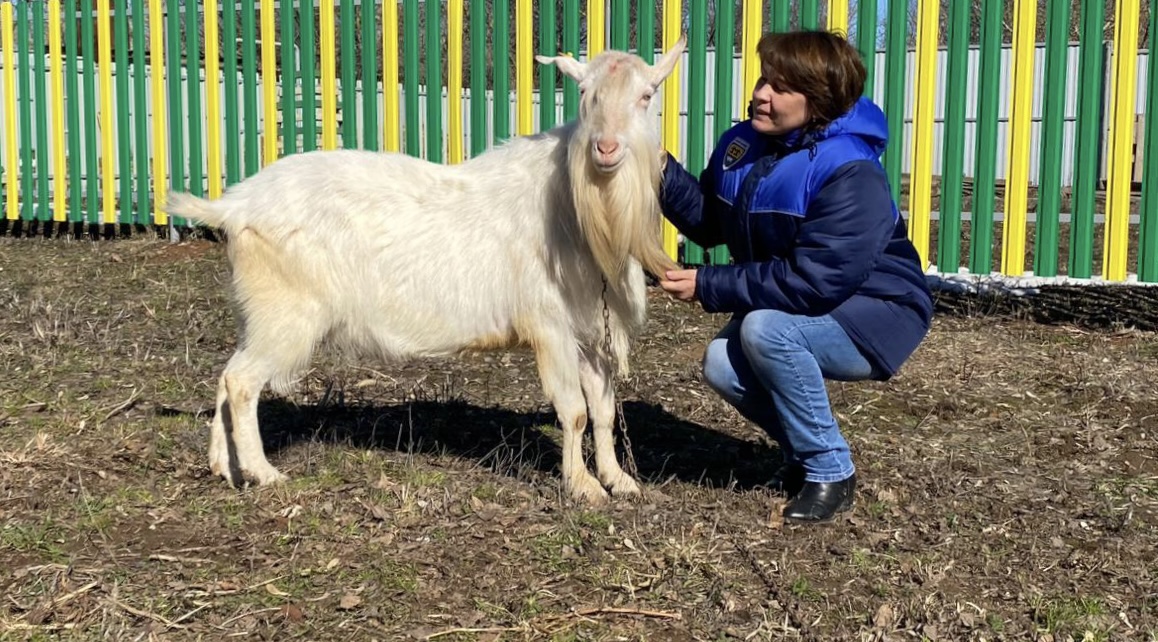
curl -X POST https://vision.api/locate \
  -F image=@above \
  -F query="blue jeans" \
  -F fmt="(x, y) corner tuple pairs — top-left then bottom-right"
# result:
(701, 310), (878, 483)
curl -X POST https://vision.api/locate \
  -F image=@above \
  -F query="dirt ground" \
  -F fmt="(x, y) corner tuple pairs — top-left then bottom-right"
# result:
(1, 236), (1156, 641)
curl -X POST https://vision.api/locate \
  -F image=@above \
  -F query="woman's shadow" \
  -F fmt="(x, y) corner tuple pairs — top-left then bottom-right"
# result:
(253, 394), (781, 491)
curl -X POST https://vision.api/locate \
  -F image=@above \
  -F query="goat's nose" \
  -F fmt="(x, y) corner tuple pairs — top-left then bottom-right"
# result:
(596, 138), (620, 156)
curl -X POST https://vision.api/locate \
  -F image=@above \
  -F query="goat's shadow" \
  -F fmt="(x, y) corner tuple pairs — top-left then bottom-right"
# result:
(255, 396), (781, 491)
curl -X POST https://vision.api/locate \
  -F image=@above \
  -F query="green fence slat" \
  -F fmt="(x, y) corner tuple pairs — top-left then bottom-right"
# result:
(539, 0), (557, 130)
(801, 0), (819, 30)
(300, 0), (317, 153)
(470, 0), (486, 155)
(166, 0), (186, 227)
(360, 0), (377, 151)
(241, 0), (258, 176)
(80, 0), (98, 223)
(937, 0), (969, 272)
(714, 1), (734, 142)
(341, 0), (357, 147)
(185, 0), (204, 200)
(610, 0), (630, 51)
(132, 0), (150, 223)
(1070, 0), (1106, 279)
(687, 0), (707, 173)
(492, 0), (509, 144)
(1138, 3), (1158, 282)
(970, 0), (1002, 275)
(683, 0), (708, 266)
(772, 0), (790, 33)
(857, 0), (878, 98)
(32, 0), (47, 221)
(710, 0), (734, 266)
(425, 0), (442, 162)
(636, 0), (654, 63)
(403, 0), (419, 155)
(1035, 0), (1069, 277)
(116, 0), (133, 222)
(281, 0), (298, 156)
(223, 0), (242, 181)
(882, 0), (906, 205)
(14, 0), (30, 221)
(65, 0), (83, 224)
(562, 0), (579, 120)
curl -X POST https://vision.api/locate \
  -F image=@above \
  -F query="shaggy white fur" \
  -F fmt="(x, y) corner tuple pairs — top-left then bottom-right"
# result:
(164, 38), (685, 504)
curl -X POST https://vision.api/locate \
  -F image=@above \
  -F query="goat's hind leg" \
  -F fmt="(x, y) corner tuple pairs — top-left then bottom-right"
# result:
(580, 348), (641, 497)
(213, 348), (287, 486)
(212, 305), (321, 487)
(208, 369), (233, 481)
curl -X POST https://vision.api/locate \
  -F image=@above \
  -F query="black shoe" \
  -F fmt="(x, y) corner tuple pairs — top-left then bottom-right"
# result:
(782, 474), (856, 523)
(764, 462), (806, 496)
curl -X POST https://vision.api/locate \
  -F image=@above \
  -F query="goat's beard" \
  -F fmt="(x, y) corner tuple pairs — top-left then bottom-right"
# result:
(568, 133), (681, 287)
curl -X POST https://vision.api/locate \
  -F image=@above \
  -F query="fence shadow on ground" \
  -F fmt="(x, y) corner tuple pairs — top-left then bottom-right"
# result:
(932, 286), (1158, 332)
(251, 397), (781, 492)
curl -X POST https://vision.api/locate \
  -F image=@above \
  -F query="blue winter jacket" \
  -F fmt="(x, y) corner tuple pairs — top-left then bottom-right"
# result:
(658, 97), (932, 380)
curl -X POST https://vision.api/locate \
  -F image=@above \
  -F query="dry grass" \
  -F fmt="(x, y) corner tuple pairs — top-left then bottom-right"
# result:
(1, 236), (1156, 641)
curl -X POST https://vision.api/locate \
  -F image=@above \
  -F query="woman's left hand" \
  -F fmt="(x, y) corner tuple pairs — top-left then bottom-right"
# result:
(659, 269), (698, 302)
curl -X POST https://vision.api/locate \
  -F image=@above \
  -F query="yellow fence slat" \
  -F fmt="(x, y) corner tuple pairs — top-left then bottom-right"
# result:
(1, 2), (17, 221)
(515, 0), (532, 137)
(662, 0), (682, 261)
(383, 0), (400, 152)
(97, 0), (116, 223)
(741, 0), (762, 109)
(149, 0), (167, 223)
(827, 0), (849, 33)
(48, 0), (67, 221)
(205, 0), (222, 197)
(1103, 0), (1141, 281)
(448, 0), (464, 162)
(587, 0), (603, 58)
(321, 0), (337, 149)
(261, 0), (278, 163)
(907, 0), (938, 268)
(1000, 0), (1036, 276)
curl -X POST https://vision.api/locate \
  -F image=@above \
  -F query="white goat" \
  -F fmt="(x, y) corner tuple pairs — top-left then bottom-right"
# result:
(164, 38), (685, 504)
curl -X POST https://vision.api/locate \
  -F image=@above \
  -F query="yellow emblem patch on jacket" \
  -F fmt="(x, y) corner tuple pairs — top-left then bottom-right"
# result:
(723, 138), (749, 169)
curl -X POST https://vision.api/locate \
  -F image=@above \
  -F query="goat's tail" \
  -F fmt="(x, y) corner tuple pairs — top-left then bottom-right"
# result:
(163, 192), (234, 231)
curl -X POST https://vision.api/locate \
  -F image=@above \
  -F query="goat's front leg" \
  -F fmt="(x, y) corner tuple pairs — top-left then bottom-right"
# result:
(580, 348), (641, 497)
(533, 331), (608, 504)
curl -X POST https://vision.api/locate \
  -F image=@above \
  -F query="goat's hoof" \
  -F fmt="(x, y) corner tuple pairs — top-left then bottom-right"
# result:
(208, 448), (230, 478)
(608, 475), (642, 498)
(241, 465), (288, 487)
(209, 460), (238, 488)
(567, 476), (610, 504)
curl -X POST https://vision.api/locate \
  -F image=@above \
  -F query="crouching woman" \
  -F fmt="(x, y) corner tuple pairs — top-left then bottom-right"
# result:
(657, 30), (933, 524)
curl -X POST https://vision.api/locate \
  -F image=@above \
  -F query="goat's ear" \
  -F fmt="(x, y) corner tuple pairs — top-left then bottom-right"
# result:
(535, 53), (587, 83)
(649, 34), (687, 86)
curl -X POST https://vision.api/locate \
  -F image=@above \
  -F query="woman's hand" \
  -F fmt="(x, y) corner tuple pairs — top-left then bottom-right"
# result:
(659, 269), (698, 302)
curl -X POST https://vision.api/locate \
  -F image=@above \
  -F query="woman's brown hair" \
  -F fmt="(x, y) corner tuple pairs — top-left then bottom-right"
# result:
(756, 30), (867, 130)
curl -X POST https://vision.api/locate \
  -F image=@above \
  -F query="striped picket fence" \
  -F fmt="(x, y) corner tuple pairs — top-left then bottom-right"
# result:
(0, 0), (1156, 283)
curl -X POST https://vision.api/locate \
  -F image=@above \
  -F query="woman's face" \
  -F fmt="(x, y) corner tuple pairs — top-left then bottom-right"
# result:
(750, 75), (810, 135)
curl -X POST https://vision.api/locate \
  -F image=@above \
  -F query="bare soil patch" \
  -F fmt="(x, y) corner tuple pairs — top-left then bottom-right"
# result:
(1, 237), (1156, 641)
